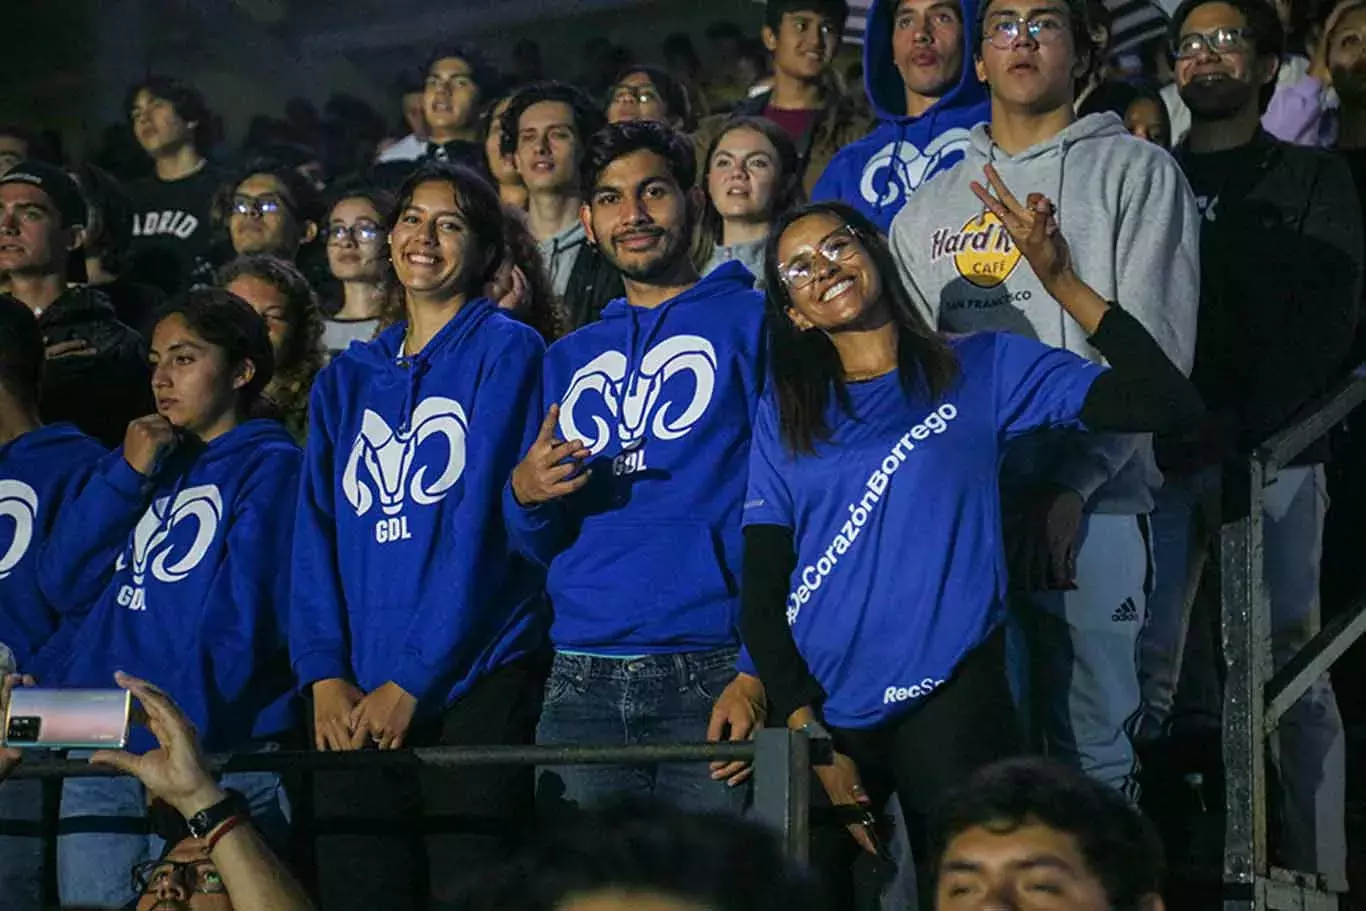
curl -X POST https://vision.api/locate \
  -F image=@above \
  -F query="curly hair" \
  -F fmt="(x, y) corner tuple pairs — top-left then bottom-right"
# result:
(498, 204), (565, 343)
(154, 288), (276, 411)
(215, 254), (324, 438)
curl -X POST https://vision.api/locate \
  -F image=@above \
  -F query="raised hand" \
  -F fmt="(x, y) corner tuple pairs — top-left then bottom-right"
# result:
(123, 415), (178, 477)
(970, 164), (1074, 295)
(510, 404), (593, 507)
(89, 672), (226, 819)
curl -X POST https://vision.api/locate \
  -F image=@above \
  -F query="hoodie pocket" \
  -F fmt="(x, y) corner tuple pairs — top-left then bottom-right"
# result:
(550, 519), (737, 646)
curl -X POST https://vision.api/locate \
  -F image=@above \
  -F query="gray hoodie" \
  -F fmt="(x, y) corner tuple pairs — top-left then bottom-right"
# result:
(890, 112), (1200, 514)
(538, 220), (588, 300)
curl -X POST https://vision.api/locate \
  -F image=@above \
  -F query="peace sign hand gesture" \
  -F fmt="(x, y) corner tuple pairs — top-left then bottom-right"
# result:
(970, 164), (1075, 296)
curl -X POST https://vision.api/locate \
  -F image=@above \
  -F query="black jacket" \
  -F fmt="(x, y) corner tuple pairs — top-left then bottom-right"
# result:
(38, 286), (152, 447)
(561, 243), (625, 331)
(1172, 130), (1362, 469)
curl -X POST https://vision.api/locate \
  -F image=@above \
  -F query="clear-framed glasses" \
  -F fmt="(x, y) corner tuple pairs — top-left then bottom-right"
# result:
(611, 86), (662, 108)
(327, 221), (383, 245)
(232, 195), (285, 218)
(132, 858), (228, 897)
(982, 13), (1069, 49)
(1173, 26), (1251, 59)
(779, 225), (861, 290)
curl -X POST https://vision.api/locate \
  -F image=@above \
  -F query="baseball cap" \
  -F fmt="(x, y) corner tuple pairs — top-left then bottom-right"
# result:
(0, 160), (87, 228)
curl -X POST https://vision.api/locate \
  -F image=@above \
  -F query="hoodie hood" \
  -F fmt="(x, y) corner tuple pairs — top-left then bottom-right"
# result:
(966, 109), (1129, 162)
(865, 0), (988, 121)
(0, 422), (102, 461)
(196, 417), (298, 464)
(598, 259), (756, 321)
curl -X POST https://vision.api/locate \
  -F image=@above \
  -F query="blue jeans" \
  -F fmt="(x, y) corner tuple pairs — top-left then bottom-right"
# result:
(535, 648), (748, 815)
(58, 748), (291, 909)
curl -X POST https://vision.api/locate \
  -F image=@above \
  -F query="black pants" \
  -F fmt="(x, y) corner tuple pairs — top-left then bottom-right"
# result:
(308, 656), (547, 911)
(811, 631), (1022, 911)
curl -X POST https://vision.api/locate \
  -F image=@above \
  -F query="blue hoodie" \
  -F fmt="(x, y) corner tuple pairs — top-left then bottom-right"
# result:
(811, 0), (990, 230)
(504, 262), (766, 655)
(0, 424), (106, 673)
(37, 420), (301, 752)
(290, 299), (546, 714)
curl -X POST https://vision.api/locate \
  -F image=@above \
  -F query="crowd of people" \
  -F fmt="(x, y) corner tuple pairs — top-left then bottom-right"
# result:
(1, 0), (1363, 907)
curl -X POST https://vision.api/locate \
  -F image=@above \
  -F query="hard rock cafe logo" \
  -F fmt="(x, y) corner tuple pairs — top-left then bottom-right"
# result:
(929, 211), (1022, 289)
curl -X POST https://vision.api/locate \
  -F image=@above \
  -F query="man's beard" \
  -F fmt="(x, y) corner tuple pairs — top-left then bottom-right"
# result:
(604, 228), (687, 283)
(1333, 64), (1366, 107)
(1180, 74), (1256, 121)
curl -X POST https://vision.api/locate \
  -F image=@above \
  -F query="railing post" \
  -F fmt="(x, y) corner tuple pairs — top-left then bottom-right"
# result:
(752, 728), (811, 864)
(1221, 457), (1270, 909)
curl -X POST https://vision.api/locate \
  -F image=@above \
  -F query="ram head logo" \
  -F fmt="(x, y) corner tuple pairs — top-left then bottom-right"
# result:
(560, 334), (718, 456)
(859, 129), (972, 209)
(115, 484), (224, 586)
(0, 480), (39, 581)
(342, 396), (468, 518)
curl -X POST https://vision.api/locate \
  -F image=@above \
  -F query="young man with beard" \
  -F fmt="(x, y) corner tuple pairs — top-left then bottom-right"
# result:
(811, 0), (991, 230)
(693, 0), (871, 199)
(502, 82), (622, 327)
(506, 121), (767, 814)
(0, 162), (151, 447)
(890, 0), (1199, 800)
(124, 77), (220, 296)
(1142, 0), (1357, 891)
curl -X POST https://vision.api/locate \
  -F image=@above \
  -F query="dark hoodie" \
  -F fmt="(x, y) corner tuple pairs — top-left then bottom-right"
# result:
(37, 286), (152, 447)
(811, 0), (990, 230)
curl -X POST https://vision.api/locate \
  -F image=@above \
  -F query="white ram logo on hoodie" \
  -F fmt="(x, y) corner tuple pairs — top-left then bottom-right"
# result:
(0, 480), (39, 581)
(559, 335), (718, 458)
(114, 484), (224, 610)
(860, 129), (973, 209)
(341, 396), (468, 521)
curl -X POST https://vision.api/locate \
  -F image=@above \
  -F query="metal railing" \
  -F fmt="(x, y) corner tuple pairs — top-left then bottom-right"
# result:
(7, 730), (830, 905)
(1220, 364), (1366, 911)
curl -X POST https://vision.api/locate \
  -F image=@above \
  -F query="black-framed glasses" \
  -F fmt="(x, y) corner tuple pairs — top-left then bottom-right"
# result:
(132, 858), (228, 897)
(232, 195), (285, 218)
(779, 225), (861, 290)
(1173, 26), (1252, 59)
(326, 221), (383, 245)
(982, 13), (1069, 49)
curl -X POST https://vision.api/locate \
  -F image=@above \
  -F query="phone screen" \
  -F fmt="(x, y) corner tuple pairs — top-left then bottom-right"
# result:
(3, 689), (131, 750)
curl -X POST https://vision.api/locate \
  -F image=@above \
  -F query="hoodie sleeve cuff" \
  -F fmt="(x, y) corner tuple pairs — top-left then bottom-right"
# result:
(293, 652), (353, 693)
(735, 647), (757, 676)
(390, 657), (437, 707)
(102, 455), (151, 499)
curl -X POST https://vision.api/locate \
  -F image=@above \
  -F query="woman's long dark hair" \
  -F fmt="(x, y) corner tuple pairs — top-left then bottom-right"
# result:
(762, 201), (959, 456)
(155, 287), (275, 413)
(694, 116), (803, 269)
(378, 161), (507, 326)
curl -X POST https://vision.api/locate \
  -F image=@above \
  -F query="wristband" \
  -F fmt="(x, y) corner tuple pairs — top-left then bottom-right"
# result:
(205, 813), (247, 853)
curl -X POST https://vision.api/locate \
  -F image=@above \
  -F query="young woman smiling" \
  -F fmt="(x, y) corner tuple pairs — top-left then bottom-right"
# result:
(740, 178), (1204, 907)
(697, 116), (803, 287)
(289, 161), (547, 908)
(38, 288), (301, 909)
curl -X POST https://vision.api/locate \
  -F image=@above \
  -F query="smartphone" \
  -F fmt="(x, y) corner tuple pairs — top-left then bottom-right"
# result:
(3, 689), (131, 750)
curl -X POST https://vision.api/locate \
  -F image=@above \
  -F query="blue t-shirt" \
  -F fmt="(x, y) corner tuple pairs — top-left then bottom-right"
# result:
(742, 332), (1105, 728)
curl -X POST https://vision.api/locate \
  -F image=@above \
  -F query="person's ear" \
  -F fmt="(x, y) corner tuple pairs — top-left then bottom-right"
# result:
(580, 201), (597, 246)
(232, 358), (257, 392)
(763, 25), (780, 53)
(301, 220), (319, 245)
(1258, 52), (1281, 87)
(66, 225), (89, 254)
(686, 185), (705, 219)
(786, 304), (814, 331)
(975, 56), (989, 83)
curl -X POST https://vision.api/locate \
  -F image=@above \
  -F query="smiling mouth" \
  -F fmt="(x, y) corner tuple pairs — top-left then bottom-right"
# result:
(820, 278), (855, 302)
(405, 252), (441, 267)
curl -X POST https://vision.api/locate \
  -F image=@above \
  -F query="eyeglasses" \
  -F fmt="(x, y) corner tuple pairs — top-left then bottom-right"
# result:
(1173, 26), (1252, 59)
(132, 859), (228, 897)
(327, 221), (383, 244)
(779, 225), (861, 289)
(611, 87), (663, 107)
(232, 195), (285, 218)
(982, 13), (1069, 49)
